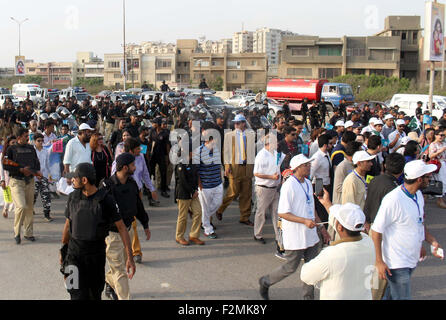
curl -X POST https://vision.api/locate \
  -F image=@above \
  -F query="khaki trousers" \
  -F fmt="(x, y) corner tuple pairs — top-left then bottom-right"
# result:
(217, 164), (253, 222)
(254, 186), (280, 240)
(10, 178), (35, 237)
(369, 228), (388, 300)
(105, 226), (134, 300)
(105, 122), (115, 142)
(131, 219), (142, 257)
(176, 198), (202, 240)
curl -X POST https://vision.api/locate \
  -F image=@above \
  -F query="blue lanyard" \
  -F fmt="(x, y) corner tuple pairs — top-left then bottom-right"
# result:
(293, 176), (311, 204)
(401, 185), (423, 223)
(353, 170), (368, 191)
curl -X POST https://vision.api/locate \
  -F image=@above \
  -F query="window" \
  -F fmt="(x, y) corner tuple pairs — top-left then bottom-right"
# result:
(319, 68), (341, 79)
(194, 73), (206, 80)
(287, 68), (312, 77)
(291, 48), (309, 56)
(370, 49), (394, 61)
(156, 74), (171, 81)
(346, 48), (366, 56)
(251, 60), (257, 66)
(392, 31), (400, 36)
(402, 32), (407, 40)
(28, 68), (35, 72)
(318, 46), (342, 56)
(246, 72), (254, 81)
(156, 59), (172, 68)
(114, 73), (122, 79)
(413, 32), (418, 41)
(108, 61), (120, 68)
(232, 73), (238, 80)
(227, 60), (241, 68)
(211, 60), (222, 66)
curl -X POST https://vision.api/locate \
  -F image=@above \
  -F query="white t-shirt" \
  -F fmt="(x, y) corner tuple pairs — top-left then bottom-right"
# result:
(278, 176), (320, 250)
(310, 149), (331, 185)
(388, 130), (407, 153)
(300, 234), (375, 300)
(371, 186), (425, 269)
(254, 148), (285, 187)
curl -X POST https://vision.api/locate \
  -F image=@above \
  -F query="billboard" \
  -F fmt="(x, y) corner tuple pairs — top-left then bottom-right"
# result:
(424, 1), (445, 62)
(15, 56), (26, 76)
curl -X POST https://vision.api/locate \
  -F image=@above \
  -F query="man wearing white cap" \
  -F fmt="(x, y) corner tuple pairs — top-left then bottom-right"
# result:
(344, 120), (354, 132)
(361, 117), (378, 135)
(63, 123), (94, 174)
(388, 119), (407, 153)
(217, 114), (256, 225)
(259, 154), (330, 300)
(334, 120), (345, 146)
(341, 151), (375, 210)
(382, 114), (395, 140)
(372, 160), (444, 300)
(301, 201), (375, 300)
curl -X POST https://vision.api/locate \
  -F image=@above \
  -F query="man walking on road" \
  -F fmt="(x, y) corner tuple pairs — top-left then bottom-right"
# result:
(371, 160), (444, 300)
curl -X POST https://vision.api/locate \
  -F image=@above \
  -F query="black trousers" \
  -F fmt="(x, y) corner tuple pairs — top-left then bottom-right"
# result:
(150, 155), (167, 192)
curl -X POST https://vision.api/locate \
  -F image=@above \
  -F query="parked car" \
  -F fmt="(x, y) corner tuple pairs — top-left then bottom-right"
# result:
(0, 94), (19, 106)
(225, 94), (256, 107)
(347, 101), (390, 114)
(109, 92), (139, 103)
(95, 90), (112, 99)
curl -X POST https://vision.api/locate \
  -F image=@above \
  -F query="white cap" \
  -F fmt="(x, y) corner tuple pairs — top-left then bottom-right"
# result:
(78, 123), (95, 131)
(344, 120), (354, 128)
(384, 114), (394, 120)
(335, 120), (345, 127)
(352, 150), (376, 165)
(396, 119), (406, 126)
(369, 117), (378, 125)
(400, 136), (412, 146)
(331, 203), (366, 232)
(404, 159), (437, 180)
(374, 119), (384, 126)
(289, 154), (314, 171)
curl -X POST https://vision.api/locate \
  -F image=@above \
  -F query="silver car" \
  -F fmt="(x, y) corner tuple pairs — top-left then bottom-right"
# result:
(225, 95), (256, 107)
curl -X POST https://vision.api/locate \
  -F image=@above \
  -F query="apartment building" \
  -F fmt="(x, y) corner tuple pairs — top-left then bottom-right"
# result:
(232, 31), (254, 54)
(74, 52), (104, 80)
(253, 28), (296, 66)
(279, 35), (401, 79)
(25, 62), (75, 87)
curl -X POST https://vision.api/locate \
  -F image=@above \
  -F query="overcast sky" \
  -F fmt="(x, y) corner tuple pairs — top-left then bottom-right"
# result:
(1, 0), (427, 67)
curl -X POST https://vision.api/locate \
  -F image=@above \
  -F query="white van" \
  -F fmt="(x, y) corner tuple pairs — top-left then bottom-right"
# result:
(12, 83), (41, 103)
(389, 94), (446, 119)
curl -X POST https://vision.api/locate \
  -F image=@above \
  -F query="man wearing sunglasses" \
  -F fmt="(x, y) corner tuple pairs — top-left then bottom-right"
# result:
(388, 119), (407, 153)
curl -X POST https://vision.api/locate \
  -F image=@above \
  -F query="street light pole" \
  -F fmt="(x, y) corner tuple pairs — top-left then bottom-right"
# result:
(10, 17), (29, 57)
(123, 0), (127, 91)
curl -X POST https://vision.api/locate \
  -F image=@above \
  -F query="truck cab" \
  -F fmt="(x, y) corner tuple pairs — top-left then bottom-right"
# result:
(321, 83), (355, 108)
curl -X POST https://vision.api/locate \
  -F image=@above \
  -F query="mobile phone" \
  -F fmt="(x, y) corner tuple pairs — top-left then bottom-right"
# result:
(431, 245), (444, 259)
(315, 178), (324, 197)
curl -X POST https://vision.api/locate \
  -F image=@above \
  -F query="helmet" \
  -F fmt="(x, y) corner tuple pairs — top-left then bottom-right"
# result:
(50, 113), (61, 120)
(126, 106), (137, 114)
(61, 109), (71, 117)
(136, 110), (145, 117)
(39, 113), (49, 121)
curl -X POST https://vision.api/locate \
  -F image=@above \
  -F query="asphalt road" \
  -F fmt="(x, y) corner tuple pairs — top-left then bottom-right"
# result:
(0, 186), (445, 300)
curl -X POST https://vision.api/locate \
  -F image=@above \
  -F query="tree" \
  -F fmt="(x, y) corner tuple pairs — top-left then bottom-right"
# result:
(208, 76), (224, 91)
(23, 75), (42, 84)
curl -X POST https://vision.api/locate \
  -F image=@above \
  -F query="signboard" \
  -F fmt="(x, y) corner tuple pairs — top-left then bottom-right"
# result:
(424, 1), (445, 62)
(15, 56), (25, 76)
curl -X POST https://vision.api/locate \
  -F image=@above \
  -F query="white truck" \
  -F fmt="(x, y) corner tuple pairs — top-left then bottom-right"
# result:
(389, 93), (446, 119)
(12, 83), (41, 103)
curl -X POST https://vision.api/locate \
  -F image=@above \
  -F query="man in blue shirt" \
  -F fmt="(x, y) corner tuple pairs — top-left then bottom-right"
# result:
(193, 122), (223, 239)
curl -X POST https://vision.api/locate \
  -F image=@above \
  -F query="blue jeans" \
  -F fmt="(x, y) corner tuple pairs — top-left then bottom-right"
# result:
(383, 268), (415, 300)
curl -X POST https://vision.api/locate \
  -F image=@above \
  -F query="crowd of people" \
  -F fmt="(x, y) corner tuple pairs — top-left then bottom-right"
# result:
(0, 91), (445, 300)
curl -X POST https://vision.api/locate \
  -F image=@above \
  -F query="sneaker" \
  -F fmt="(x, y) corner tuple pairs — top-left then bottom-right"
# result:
(105, 283), (118, 300)
(274, 251), (287, 261)
(14, 235), (21, 245)
(205, 233), (218, 239)
(133, 255), (142, 264)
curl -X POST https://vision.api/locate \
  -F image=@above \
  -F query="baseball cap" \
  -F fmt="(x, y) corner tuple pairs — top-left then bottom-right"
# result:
(384, 114), (394, 120)
(78, 123), (94, 131)
(289, 154), (314, 171)
(374, 119), (384, 126)
(404, 160), (437, 180)
(116, 153), (136, 168)
(369, 117), (378, 125)
(400, 136), (412, 146)
(335, 120), (345, 127)
(352, 151), (376, 165)
(73, 163), (96, 181)
(396, 119), (406, 126)
(232, 114), (247, 122)
(331, 203), (366, 232)
(344, 120), (354, 129)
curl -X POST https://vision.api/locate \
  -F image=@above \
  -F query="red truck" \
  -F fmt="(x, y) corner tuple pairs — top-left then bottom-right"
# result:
(266, 78), (355, 112)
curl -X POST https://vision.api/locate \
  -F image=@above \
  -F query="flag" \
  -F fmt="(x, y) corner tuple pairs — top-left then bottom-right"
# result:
(408, 117), (420, 131)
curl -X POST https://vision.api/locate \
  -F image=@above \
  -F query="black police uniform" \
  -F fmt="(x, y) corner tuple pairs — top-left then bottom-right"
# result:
(309, 105), (320, 129)
(125, 122), (141, 138)
(148, 127), (170, 193)
(319, 101), (327, 125)
(62, 188), (121, 300)
(4, 143), (40, 183)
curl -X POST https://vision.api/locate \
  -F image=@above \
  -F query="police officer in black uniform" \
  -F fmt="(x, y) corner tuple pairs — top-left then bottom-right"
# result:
(60, 163), (135, 300)
(301, 97), (309, 128)
(319, 97), (327, 126)
(309, 101), (320, 129)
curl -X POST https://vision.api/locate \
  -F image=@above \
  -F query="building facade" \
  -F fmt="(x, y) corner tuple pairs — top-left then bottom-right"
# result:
(25, 62), (75, 87)
(74, 52), (104, 80)
(232, 31), (254, 54)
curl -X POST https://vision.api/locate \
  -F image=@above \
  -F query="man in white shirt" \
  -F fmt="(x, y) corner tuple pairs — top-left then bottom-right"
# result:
(388, 119), (407, 153)
(372, 160), (444, 300)
(300, 202), (375, 300)
(33, 133), (53, 222)
(42, 120), (58, 148)
(259, 154), (330, 300)
(310, 134), (333, 191)
(361, 118), (378, 135)
(63, 123), (94, 174)
(253, 133), (285, 258)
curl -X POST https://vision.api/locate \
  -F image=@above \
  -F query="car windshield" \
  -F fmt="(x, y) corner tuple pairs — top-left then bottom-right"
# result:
(29, 91), (37, 96)
(48, 92), (58, 98)
(340, 86), (353, 95)
(75, 93), (88, 101)
(204, 96), (225, 105)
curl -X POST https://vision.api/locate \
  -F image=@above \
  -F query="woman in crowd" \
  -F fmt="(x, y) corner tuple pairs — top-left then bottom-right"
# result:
(429, 129), (446, 208)
(403, 140), (420, 163)
(90, 133), (113, 187)
(0, 135), (17, 218)
(114, 130), (132, 160)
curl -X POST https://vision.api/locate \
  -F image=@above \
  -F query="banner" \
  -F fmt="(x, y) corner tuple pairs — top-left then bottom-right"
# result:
(424, 1), (445, 62)
(15, 56), (25, 76)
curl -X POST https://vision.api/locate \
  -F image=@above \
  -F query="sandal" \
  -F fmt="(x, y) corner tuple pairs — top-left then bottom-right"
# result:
(3, 210), (8, 218)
